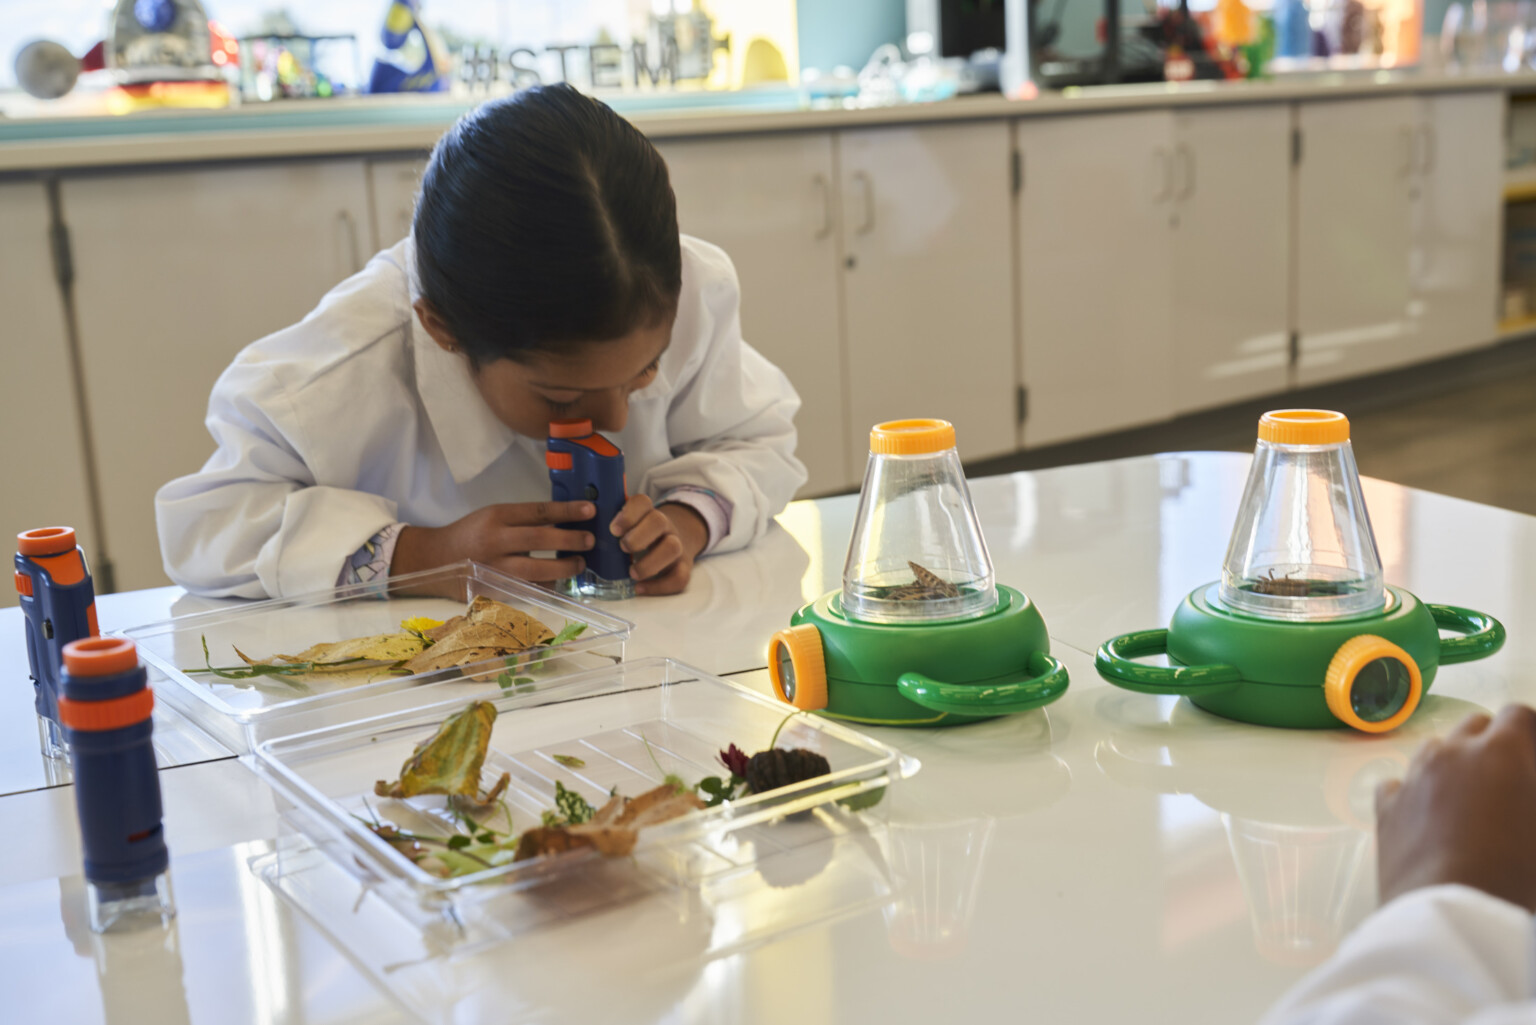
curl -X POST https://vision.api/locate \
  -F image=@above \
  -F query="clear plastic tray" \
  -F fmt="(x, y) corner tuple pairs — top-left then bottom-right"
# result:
(118, 561), (632, 753)
(243, 658), (915, 929)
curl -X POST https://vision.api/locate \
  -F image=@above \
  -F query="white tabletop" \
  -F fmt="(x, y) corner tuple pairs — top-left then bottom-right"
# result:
(2, 452), (1531, 1023)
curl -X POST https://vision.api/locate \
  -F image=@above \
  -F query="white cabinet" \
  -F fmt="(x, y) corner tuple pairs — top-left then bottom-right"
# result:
(1170, 106), (1292, 412)
(839, 122), (1017, 473)
(1017, 111), (1175, 448)
(1295, 97), (1418, 386)
(368, 156), (427, 253)
(657, 133), (850, 495)
(662, 122), (1016, 491)
(0, 183), (94, 604)
(1408, 91), (1502, 359)
(62, 161), (372, 591)
(1018, 107), (1292, 446)
(1296, 93), (1501, 386)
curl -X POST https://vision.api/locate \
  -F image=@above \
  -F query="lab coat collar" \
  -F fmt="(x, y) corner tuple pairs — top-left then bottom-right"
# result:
(404, 238), (519, 485)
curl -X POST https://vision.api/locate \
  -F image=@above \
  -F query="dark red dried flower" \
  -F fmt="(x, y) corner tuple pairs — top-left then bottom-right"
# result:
(718, 743), (750, 778)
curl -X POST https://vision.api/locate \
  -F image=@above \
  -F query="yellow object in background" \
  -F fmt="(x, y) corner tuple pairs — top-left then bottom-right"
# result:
(701, 0), (800, 89)
(1216, 0), (1255, 47)
(741, 38), (790, 84)
(103, 80), (230, 115)
(1383, 0), (1422, 66)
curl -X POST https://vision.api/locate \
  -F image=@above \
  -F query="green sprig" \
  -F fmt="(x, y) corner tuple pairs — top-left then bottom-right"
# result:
(185, 635), (360, 689)
(638, 731), (687, 794)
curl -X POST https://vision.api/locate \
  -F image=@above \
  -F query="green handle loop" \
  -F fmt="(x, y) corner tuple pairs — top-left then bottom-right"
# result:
(1428, 605), (1506, 665)
(896, 650), (1069, 716)
(1095, 629), (1243, 695)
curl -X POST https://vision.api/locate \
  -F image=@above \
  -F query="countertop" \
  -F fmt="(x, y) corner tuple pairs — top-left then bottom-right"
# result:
(2, 69), (1534, 175)
(2, 451), (1532, 1023)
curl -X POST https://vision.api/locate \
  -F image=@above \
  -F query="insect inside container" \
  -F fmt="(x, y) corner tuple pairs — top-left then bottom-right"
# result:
(881, 561), (963, 602)
(1248, 568), (1319, 597)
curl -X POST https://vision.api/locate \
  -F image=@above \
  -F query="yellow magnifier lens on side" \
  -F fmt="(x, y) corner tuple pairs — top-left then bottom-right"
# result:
(1325, 635), (1422, 733)
(769, 625), (828, 711)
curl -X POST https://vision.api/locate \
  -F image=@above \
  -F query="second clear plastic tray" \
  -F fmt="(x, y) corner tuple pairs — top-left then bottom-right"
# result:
(119, 561), (633, 753)
(243, 657), (916, 932)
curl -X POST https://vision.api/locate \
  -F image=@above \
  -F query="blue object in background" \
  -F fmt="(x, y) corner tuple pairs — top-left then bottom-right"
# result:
(368, 0), (449, 93)
(548, 419), (633, 600)
(133, 0), (175, 33)
(1273, 0), (1314, 58)
(15, 526), (97, 760)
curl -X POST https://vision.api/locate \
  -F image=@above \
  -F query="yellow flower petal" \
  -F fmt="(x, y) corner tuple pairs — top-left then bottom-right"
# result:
(401, 616), (444, 633)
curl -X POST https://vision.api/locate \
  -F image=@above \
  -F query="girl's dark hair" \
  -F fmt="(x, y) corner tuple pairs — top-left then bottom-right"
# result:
(413, 84), (682, 363)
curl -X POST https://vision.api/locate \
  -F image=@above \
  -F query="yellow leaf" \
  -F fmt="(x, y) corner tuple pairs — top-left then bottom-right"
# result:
(276, 632), (425, 668)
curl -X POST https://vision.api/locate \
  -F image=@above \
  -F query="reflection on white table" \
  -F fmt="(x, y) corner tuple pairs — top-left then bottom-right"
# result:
(0, 453), (1531, 1023)
(1, 840), (410, 1025)
(0, 587), (233, 797)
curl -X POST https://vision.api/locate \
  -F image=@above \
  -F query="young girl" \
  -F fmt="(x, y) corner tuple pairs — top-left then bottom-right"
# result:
(156, 85), (806, 599)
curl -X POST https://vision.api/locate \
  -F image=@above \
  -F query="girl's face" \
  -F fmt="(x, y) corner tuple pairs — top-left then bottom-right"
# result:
(415, 300), (672, 439)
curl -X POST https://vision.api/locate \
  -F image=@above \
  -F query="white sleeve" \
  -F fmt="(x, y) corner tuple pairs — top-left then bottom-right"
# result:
(638, 250), (808, 556)
(155, 359), (397, 599)
(1261, 885), (1536, 1025)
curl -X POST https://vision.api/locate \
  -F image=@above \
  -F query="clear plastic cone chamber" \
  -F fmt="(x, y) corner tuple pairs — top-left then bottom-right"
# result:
(1219, 410), (1386, 622)
(841, 419), (997, 624)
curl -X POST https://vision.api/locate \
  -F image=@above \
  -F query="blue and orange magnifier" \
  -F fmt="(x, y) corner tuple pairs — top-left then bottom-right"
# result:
(547, 419), (635, 601)
(16, 526), (98, 759)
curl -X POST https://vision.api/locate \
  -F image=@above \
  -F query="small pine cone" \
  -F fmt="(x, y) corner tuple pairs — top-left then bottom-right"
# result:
(744, 747), (831, 794)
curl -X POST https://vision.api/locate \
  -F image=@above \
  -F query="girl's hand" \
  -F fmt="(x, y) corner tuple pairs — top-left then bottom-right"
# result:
(610, 494), (708, 596)
(1376, 705), (1536, 913)
(391, 501), (596, 582)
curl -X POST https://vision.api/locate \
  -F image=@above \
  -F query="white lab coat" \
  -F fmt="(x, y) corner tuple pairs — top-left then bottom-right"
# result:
(1262, 885), (1536, 1025)
(156, 235), (807, 599)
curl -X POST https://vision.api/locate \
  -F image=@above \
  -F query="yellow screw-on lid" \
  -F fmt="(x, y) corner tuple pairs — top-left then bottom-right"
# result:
(1257, 409), (1350, 446)
(870, 418), (957, 456)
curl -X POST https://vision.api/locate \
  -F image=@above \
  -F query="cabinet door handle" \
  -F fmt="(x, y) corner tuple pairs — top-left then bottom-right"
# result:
(852, 171), (875, 235)
(1399, 126), (1415, 178)
(812, 174), (832, 240)
(1152, 147), (1172, 203)
(337, 210), (361, 274)
(1176, 143), (1195, 200)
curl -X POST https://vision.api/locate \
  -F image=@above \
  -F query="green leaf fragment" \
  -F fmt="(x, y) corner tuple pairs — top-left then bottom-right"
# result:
(496, 672), (537, 692)
(696, 773), (748, 808)
(524, 622), (588, 671)
(553, 780), (596, 825)
(550, 622), (588, 645)
(552, 754), (586, 769)
(836, 786), (886, 812)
